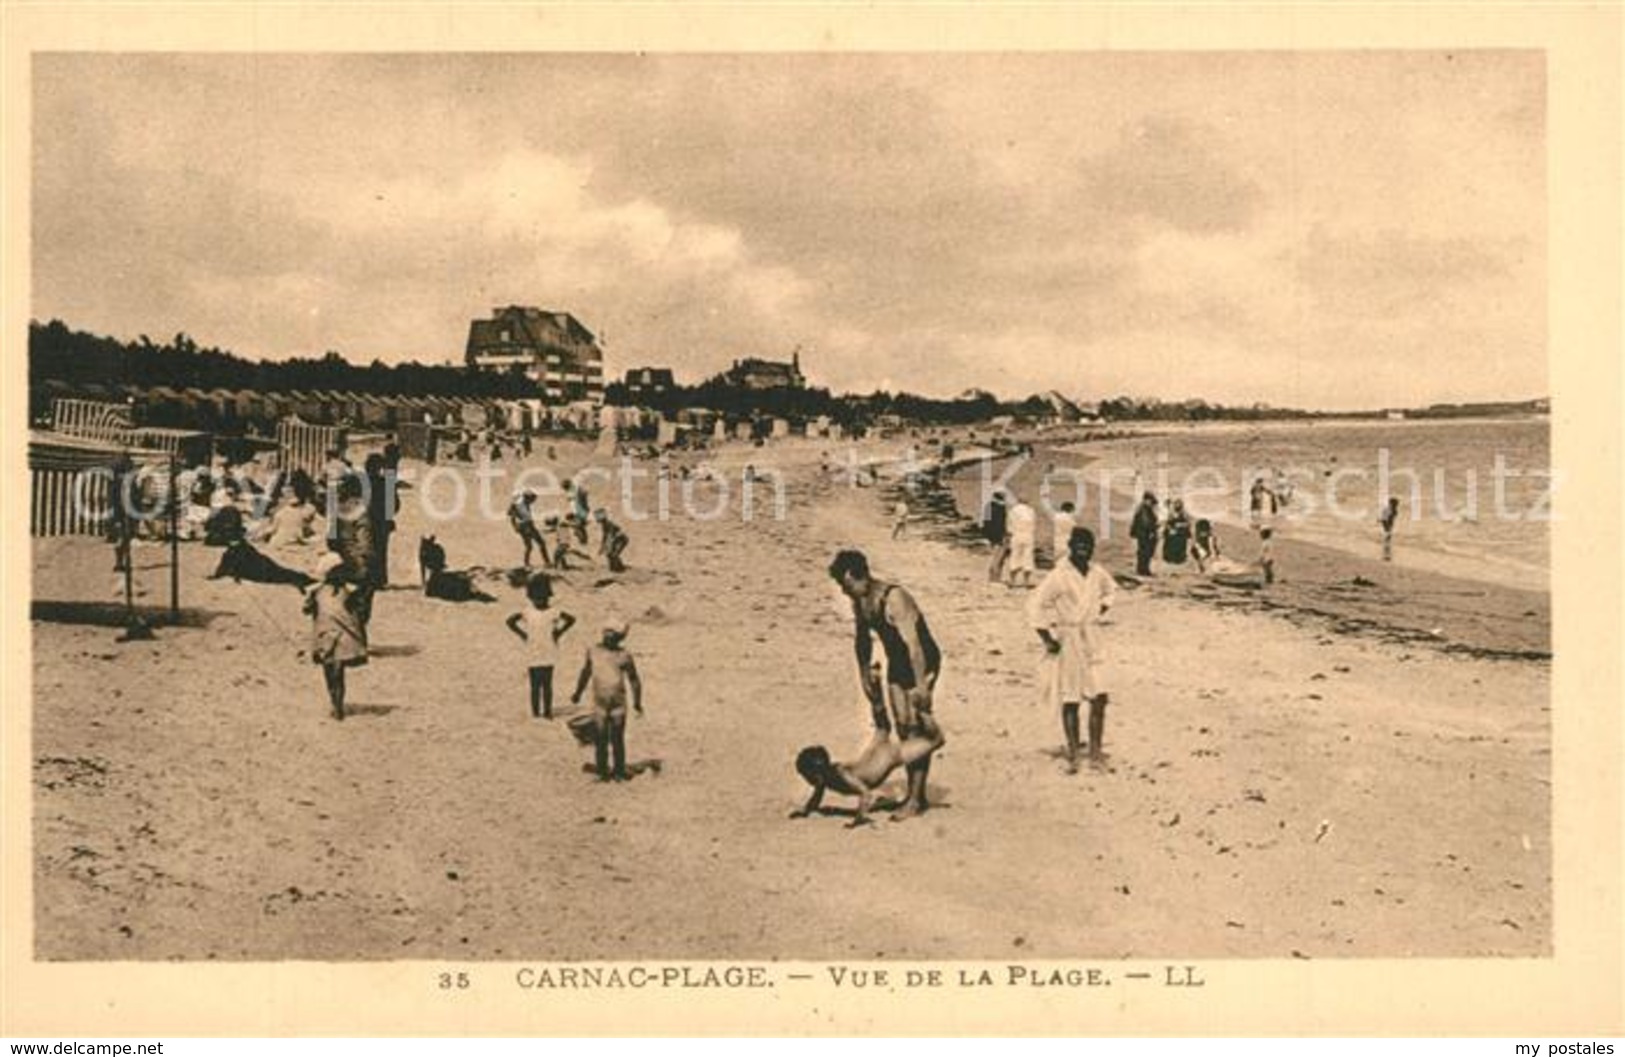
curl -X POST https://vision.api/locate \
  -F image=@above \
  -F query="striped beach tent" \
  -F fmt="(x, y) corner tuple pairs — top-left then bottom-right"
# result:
(276, 420), (346, 476)
(129, 427), (213, 467)
(29, 431), (168, 537)
(50, 398), (133, 443)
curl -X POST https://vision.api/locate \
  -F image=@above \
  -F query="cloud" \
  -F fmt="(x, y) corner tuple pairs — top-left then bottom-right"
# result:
(1075, 117), (1265, 235)
(1294, 226), (1518, 317)
(28, 53), (1545, 409)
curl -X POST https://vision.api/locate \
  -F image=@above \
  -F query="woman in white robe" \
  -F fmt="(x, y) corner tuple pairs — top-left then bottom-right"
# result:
(1028, 526), (1117, 772)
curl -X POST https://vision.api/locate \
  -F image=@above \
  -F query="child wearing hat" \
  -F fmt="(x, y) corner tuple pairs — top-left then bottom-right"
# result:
(507, 489), (548, 568)
(593, 508), (630, 573)
(570, 616), (644, 781)
(304, 549), (369, 721)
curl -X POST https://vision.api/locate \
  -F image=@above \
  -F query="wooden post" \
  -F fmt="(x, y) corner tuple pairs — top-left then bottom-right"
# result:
(122, 522), (135, 616)
(169, 451), (180, 621)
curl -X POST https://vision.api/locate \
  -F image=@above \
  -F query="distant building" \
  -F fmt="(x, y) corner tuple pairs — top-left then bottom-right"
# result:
(624, 367), (677, 400)
(722, 351), (806, 390)
(465, 305), (605, 404)
(1037, 390), (1085, 422)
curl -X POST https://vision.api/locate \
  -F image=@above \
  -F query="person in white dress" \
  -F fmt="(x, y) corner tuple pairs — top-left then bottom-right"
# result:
(1006, 494), (1038, 588)
(1051, 501), (1078, 564)
(1027, 526), (1117, 772)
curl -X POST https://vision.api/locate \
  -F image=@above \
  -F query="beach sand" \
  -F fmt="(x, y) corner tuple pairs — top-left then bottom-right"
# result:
(31, 438), (1550, 960)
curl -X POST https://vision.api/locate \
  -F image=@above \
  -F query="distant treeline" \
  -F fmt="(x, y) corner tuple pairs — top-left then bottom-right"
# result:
(1092, 397), (1317, 422)
(602, 378), (1023, 426)
(29, 319), (536, 400)
(33, 317), (1515, 428)
(1408, 400), (1549, 419)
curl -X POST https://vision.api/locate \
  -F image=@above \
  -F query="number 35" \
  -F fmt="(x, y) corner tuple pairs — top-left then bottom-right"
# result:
(438, 971), (470, 990)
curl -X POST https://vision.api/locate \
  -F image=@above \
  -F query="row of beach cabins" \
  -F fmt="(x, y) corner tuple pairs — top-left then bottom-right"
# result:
(28, 382), (861, 540)
(32, 379), (556, 434)
(31, 379), (856, 444)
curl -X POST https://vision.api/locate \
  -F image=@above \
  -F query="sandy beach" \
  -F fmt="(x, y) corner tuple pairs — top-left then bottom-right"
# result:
(31, 437), (1551, 961)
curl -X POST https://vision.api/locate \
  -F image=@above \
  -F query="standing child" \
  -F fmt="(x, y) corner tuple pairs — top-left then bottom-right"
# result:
(1162, 498), (1192, 566)
(595, 510), (630, 573)
(570, 617), (644, 782)
(1191, 518), (1221, 573)
(550, 515), (586, 570)
(1051, 501), (1077, 565)
(1380, 497), (1401, 561)
(1006, 493), (1038, 588)
(505, 573), (576, 719)
(508, 490), (549, 568)
(304, 550), (369, 721)
(891, 497), (910, 539)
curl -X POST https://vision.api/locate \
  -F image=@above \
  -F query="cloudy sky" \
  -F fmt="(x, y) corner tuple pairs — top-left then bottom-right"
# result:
(32, 52), (1544, 409)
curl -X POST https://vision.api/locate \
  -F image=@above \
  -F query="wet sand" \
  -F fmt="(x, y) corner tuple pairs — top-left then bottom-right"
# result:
(941, 444), (1550, 660)
(31, 438), (1550, 960)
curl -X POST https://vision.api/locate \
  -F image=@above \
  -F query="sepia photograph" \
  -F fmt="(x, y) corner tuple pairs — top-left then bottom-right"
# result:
(3, 3), (1620, 1040)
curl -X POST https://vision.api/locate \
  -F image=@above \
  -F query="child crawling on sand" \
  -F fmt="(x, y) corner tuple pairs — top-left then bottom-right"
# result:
(790, 728), (940, 828)
(548, 515), (590, 571)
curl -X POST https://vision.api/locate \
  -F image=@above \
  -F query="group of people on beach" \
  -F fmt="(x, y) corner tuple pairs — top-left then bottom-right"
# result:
(506, 479), (629, 573)
(501, 570), (644, 782)
(980, 490), (1054, 589)
(1129, 492), (1225, 578)
(795, 519), (1121, 830)
(293, 440), (651, 784)
(118, 422), (1432, 832)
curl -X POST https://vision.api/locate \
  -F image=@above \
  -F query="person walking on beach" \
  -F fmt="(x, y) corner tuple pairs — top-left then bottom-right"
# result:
(570, 617), (644, 782)
(891, 497), (910, 540)
(1191, 518), (1221, 574)
(1380, 497), (1401, 561)
(329, 473), (377, 622)
(1162, 498), (1192, 566)
(595, 509), (630, 573)
(549, 516), (589, 570)
(566, 478), (592, 544)
(1007, 493), (1037, 588)
(1029, 527), (1116, 772)
(321, 448), (351, 519)
(364, 453), (398, 588)
(1250, 478), (1279, 584)
(1249, 477), (1278, 532)
(305, 551), (369, 721)
(1051, 501), (1078, 565)
(1130, 492), (1160, 576)
(982, 491), (1010, 583)
(506, 573), (576, 719)
(829, 549), (945, 821)
(107, 452), (136, 574)
(508, 490), (549, 568)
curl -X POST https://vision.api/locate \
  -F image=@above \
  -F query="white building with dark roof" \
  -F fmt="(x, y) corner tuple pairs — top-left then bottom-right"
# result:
(466, 305), (605, 404)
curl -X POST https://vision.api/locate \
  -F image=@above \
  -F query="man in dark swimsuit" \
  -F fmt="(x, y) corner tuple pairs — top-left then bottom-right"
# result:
(828, 549), (945, 821)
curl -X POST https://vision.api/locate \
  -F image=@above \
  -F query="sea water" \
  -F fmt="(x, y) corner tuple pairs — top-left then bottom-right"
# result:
(1040, 418), (1552, 592)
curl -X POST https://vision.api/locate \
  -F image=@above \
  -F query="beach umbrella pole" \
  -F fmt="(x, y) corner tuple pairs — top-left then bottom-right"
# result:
(118, 506), (152, 642)
(169, 451), (179, 621)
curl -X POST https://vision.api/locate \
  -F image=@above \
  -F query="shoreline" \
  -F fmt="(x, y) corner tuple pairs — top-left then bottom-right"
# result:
(910, 443), (1550, 662)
